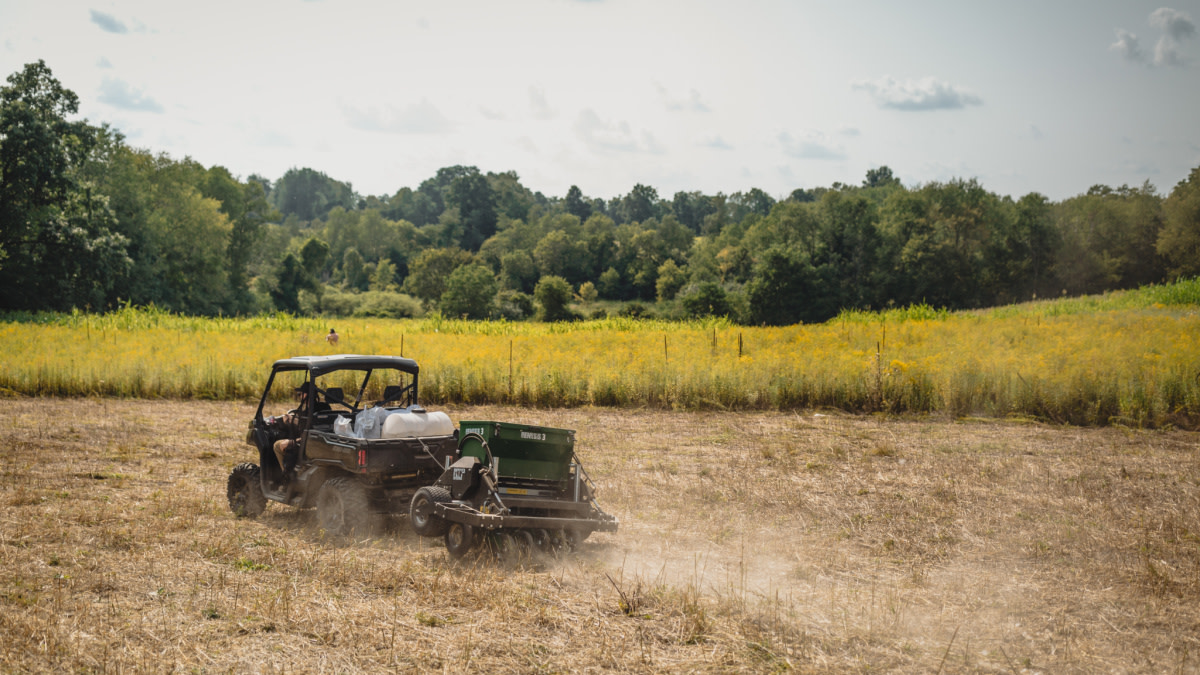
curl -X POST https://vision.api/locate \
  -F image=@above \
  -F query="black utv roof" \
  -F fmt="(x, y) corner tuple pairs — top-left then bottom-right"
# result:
(271, 354), (419, 377)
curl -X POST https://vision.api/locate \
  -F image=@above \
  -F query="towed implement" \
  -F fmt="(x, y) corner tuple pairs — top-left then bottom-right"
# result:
(409, 420), (618, 558)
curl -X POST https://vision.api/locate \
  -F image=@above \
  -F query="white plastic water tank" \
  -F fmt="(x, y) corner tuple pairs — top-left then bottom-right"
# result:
(380, 408), (454, 439)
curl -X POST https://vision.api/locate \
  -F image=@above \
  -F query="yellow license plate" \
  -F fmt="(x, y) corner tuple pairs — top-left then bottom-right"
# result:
(505, 488), (528, 495)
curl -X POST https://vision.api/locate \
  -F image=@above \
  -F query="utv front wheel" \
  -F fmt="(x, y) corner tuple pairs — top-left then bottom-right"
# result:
(227, 463), (267, 518)
(317, 477), (371, 536)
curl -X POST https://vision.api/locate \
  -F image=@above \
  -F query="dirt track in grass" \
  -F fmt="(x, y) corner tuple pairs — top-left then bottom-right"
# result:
(1, 397), (1198, 673)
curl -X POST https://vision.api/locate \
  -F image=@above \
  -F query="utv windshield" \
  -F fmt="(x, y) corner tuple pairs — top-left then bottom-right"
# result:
(256, 356), (420, 419)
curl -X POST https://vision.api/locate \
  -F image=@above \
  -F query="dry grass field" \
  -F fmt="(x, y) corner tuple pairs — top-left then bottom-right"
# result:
(2, 397), (1199, 673)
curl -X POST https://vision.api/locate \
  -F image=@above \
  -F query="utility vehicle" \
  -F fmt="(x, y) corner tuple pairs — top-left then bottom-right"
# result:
(226, 355), (457, 535)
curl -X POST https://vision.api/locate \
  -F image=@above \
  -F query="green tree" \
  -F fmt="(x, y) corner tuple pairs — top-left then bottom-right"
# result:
(495, 290), (535, 320)
(500, 250), (538, 293)
(578, 280), (598, 304)
(534, 275), (576, 321)
(565, 185), (592, 221)
(370, 259), (398, 292)
(746, 247), (831, 325)
(816, 190), (884, 310)
(268, 253), (307, 313)
(439, 263), (498, 319)
(402, 247), (473, 304)
(618, 183), (660, 224)
(200, 166), (275, 314)
(149, 186), (233, 313)
(671, 191), (717, 232)
(742, 200), (821, 257)
(1158, 167), (1200, 278)
(880, 179), (1001, 308)
(733, 188), (776, 218)
(417, 165), (498, 250)
(488, 170), (537, 221)
(384, 186), (440, 226)
(323, 208), (425, 282)
(999, 193), (1059, 301)
(533, 228), (589, 283)
(299, 237), (330, 277)
(788, 188), (819, 203)
(863, 166), (901, 189)
(342, 247), (369, 291)
(680, 281), (731, 318)
(1053, 183), (1164, 295)
(597, 267), (623, 299)
(655, 259), (687, 301)
(0, 60), (131, 310)
(271, 167), (354, 222)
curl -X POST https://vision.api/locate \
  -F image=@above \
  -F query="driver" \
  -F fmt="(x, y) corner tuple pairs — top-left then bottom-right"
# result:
(272, 382), (330, 481)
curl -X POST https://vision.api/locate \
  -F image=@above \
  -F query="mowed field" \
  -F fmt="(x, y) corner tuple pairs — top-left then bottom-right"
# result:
(2, 398), (1199, 673)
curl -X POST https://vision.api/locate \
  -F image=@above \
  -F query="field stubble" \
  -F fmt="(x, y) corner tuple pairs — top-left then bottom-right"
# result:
(1, 398), (1199, 673)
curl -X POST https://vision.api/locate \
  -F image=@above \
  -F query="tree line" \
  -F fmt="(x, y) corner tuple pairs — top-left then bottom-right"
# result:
(3, 61), (1199, 324)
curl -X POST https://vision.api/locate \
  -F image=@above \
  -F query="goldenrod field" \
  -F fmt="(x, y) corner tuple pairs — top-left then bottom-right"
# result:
(2, 279), (1198, 428)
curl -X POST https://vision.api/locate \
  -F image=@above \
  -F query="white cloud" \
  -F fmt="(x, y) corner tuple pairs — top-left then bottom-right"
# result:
(342, 100), (453, 134)
(529, 86), (554, 120)
(778, 131), (846, 160)
(658, 85), (710, 113)
(701, 136), (732, 150)
(515, 136), (538, 154)
(574, 109), (661, 154)
(851, 76), (982, 111)
(479, 106), (505, 121)
(1152, 8), (1197, 42)
(251, 129), (291, 148)
(1150, 8), (1196, 66)
(89, 10), (128, 34)
(1111, 29), (1146, 63)
(97, 78), (163, 113)
(97, 57), (113, 69)
(1114, 8), (1196, 67)
(641, 131), (664, 155)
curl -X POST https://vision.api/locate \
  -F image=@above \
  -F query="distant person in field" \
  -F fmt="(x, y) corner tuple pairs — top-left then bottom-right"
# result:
(326, 328), (339, 346)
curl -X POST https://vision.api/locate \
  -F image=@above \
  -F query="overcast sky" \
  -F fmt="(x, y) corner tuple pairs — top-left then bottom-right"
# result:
(2, 0), (1198, 202)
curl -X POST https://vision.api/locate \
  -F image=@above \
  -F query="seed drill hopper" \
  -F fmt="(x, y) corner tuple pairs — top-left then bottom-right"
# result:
(408, 420), (618, 557)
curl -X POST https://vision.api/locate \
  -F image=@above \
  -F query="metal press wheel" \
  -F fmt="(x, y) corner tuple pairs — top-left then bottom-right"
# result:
(492, 531), (518, 562)
(513, 529), (536, 553)
(444, 521), (477, 558)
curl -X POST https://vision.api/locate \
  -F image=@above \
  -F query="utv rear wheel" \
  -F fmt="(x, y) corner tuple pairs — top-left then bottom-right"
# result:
(409, 486), (451, 537)
(227, 463), (266, 518)
(317, 477), (371, 536)
(444, 522), (477, 558)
